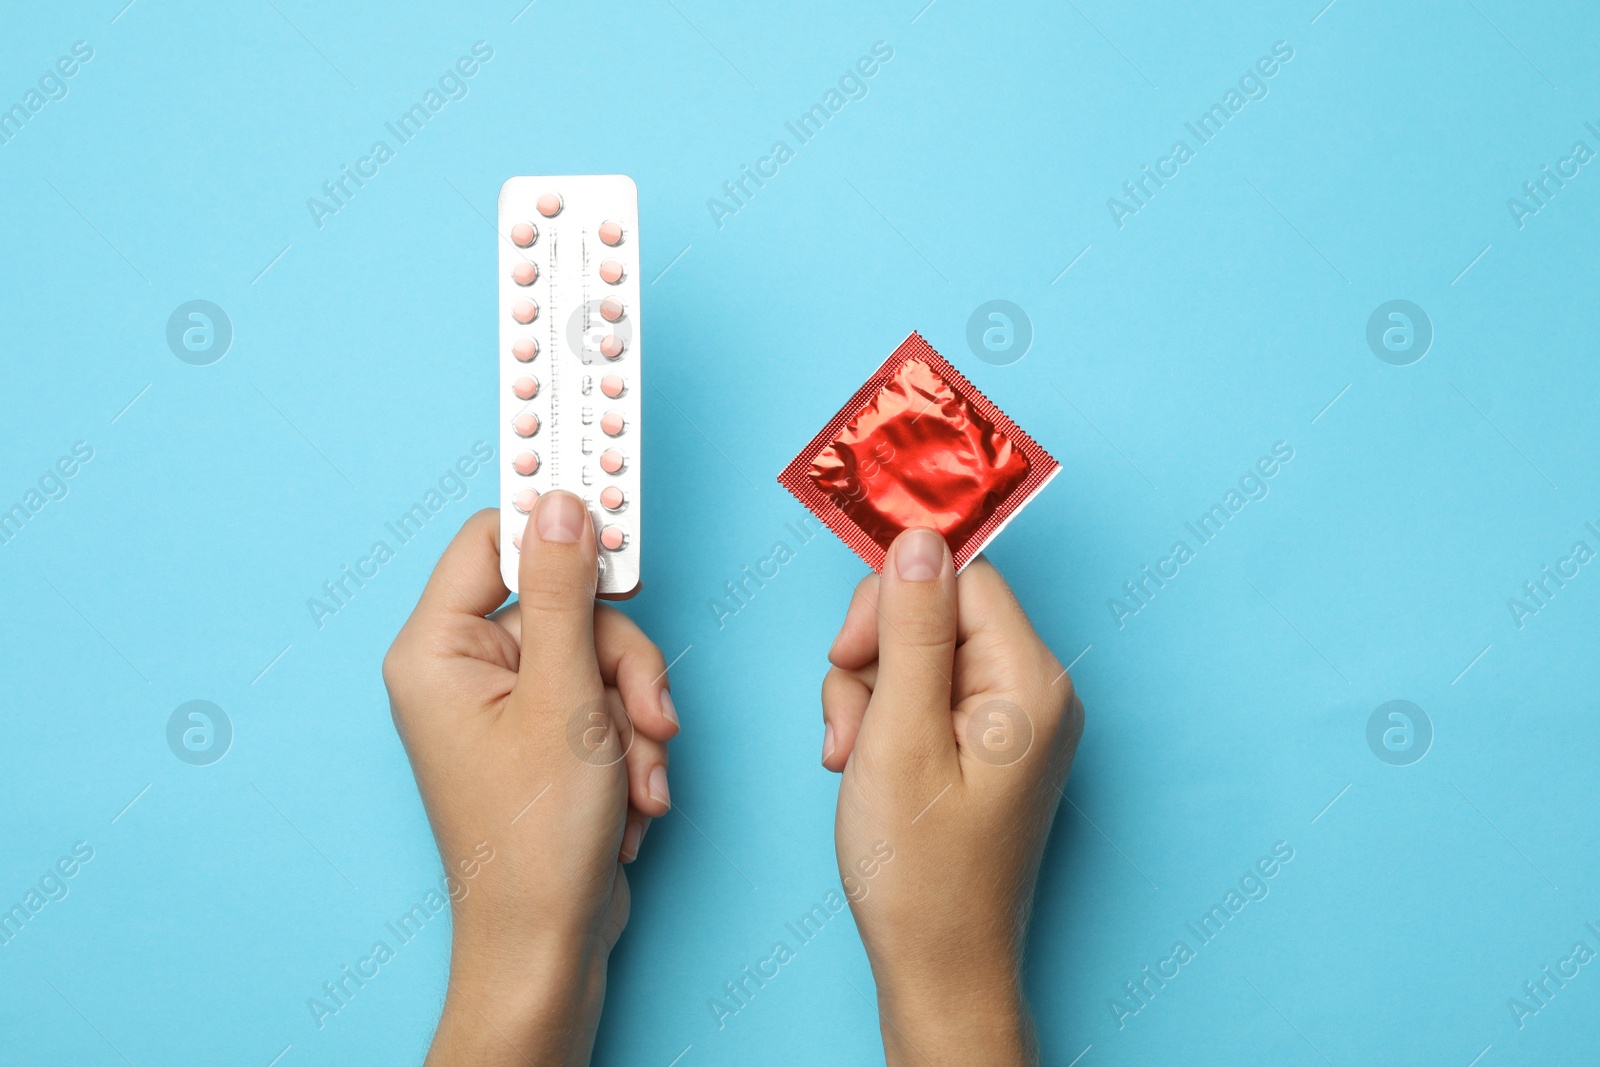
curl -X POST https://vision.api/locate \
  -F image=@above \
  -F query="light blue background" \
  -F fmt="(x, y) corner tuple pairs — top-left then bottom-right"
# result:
(3, 1), (1598, 1064)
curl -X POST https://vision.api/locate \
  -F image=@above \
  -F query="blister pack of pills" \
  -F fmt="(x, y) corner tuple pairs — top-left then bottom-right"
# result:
(498, 175), (641, 597)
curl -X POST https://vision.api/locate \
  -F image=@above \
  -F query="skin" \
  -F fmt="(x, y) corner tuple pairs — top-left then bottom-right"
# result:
(821, 527), (1084, 1067)
(383, 496), (677, 1066)
(386, 507), (1078, 1065)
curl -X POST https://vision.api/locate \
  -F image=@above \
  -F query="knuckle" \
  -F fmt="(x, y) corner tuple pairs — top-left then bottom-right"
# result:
(629, 642), (668, 682)
(1048, 662), (1076, 703)
(380, 639), (411, 692)
(1015, 654), (1083, 746)
(1034, 644), (1075, 697)
(890, 602), (955, 650)
(1062, 690), (1086, 744)
(518, 566), (589, 614)
(629, 735), (666, 772)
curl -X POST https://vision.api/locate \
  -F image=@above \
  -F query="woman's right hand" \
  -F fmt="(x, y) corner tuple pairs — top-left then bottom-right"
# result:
(821, 528), (1084, 1066)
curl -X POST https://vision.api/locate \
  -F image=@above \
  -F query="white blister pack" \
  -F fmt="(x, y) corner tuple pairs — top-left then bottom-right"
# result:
(498, 175), (641, 598)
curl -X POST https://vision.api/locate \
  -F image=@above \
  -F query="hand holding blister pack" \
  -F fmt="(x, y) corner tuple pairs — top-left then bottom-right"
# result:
(498, 175), (641, 597)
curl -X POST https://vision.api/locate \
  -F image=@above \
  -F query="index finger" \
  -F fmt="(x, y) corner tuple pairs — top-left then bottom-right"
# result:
(956, 556), (1069, 702)
(828, 573), (879, 670)
(955, 557), (1039, 646)
(410, 509), (512, 621)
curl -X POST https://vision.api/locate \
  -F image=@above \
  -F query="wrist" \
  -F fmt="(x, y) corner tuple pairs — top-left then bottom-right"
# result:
(874, 961), (1035, 1067)
(428, 930), (608, 1067)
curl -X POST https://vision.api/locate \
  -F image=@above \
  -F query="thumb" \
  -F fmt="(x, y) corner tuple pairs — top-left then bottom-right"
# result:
(864, 528), (960, 770)
(517, 490), (602, 703)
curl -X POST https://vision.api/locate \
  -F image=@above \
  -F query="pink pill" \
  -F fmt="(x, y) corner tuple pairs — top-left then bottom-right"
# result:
(600, 486), (625, 511)
(599, 374), (625, 399)
(600, 334), (625, 359)
(598, 259), (625, 285)
(513, 451), (540, 476)
(513, 531), (522, 550)
(601, 411), (625, 436)
(510, 222), (536, 247)
(537, 193), (563, 217)
(599, 449), (624, 474)
(512, 338), (539, 362)
(512, 299), (538, 324)
(514, 489), (539, 513)
(512, 261), (538, 286)
(598, 219), (624, 246)
(599, 525), (626, 551)
(513, 412), (540, 437)
(599, 298), (625, 323)
(513, 375), (539, 400)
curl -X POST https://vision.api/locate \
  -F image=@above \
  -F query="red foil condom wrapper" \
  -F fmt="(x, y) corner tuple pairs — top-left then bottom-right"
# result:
(778, 332), (1059, 572)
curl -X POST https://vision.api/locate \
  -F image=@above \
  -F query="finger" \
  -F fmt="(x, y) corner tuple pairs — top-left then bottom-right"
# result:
(957, 556), (1069, 699)
(828, 574), (880, 670)
(863, 528), (960, 769)
(821, 665), (871, 772)
(955, 556), (1039, 646)
(954, 558), (1081, 770)
(620, 812), (651, 864)
(488, 601), (519, 646)
(412, 509), (511, 621)
(611, 688), (670, 817)
(516, 491), (601, 697)
(595, 605), (678, 741)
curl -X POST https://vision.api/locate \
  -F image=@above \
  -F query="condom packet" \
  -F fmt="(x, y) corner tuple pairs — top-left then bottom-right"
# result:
(778, 331), (1059, 572)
